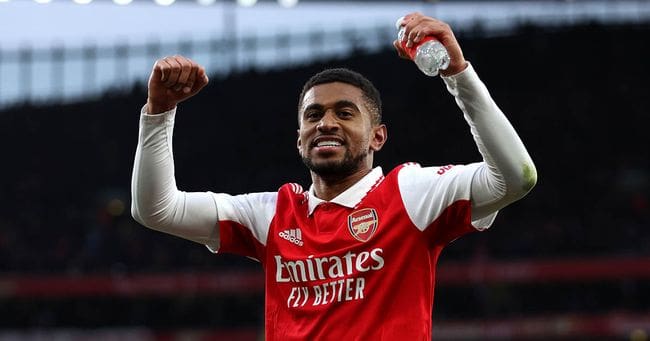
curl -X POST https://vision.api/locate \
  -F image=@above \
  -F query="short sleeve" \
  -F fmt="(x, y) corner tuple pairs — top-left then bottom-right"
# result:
(209, 192), (277, 259)
(397, 163), (497, 234)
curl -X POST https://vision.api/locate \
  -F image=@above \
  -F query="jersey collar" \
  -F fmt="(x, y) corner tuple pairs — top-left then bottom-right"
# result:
(307, 166), (384, 215)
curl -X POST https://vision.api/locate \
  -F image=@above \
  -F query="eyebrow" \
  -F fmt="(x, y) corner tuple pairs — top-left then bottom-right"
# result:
(302, 100), (361, 115)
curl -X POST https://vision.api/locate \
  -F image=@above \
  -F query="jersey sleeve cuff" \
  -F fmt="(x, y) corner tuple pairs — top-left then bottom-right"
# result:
(140, 104), (177, 124)
(441, 61), (484, 98)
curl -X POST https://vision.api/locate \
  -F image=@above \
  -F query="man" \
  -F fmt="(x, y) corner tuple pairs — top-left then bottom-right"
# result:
(132, 13), (537, 340)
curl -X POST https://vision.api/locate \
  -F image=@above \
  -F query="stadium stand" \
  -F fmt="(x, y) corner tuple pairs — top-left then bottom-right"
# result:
(0, 22), (648, 339)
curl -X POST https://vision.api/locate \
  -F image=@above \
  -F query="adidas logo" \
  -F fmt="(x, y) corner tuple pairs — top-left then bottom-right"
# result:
(278, 228), (304, 247)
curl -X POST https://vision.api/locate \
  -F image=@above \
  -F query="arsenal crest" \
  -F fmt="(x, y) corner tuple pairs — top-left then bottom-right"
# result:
(347, 208), (378, 242)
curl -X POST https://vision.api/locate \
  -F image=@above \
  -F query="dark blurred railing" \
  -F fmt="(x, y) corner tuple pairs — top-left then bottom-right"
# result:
(3, 256), (650, 298)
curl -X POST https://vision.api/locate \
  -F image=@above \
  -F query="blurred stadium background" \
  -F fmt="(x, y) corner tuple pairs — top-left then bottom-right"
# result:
(1, 0), (649, 340)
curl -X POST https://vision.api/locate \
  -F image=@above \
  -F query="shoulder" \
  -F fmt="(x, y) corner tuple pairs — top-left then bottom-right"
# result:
(273, 182), (309, 212)
(383, 162), (422, 181)
(277, 182), (307, 201)
(387, 162), (458, 183)
(393, 162), (478, 180)
(212, 182), (306, 215)
(389, 162), (482, 232)
(390, 162), (481, 201)
(279, 182), (306, 195)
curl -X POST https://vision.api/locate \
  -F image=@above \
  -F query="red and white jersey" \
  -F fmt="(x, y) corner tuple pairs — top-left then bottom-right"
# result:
(214, 163), (496, 340)
(132, 63), (536, 340)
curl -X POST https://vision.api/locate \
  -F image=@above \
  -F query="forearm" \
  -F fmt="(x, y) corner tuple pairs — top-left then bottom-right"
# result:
(443, 63), (537, 218)
(131, 106), (219, 248)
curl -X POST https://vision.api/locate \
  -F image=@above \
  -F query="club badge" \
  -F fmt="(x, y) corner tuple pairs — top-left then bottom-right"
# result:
(347, 208), (378, 242)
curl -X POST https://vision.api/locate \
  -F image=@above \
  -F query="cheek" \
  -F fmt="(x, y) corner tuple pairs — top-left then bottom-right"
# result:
(358, 126), (374, 145)
(349, 132), (371, 151)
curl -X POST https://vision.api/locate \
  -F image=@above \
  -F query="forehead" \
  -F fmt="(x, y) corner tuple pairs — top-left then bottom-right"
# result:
(300, 82), (365, 111)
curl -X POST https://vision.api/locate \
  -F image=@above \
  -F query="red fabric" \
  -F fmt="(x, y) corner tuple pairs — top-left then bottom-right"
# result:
(218, 165), (475, 340)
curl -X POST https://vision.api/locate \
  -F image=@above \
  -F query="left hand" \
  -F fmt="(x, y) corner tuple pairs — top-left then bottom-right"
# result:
(393, 13), (468, 77)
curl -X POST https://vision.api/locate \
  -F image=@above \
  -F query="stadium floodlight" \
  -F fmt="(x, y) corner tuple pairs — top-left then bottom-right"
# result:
(73, 0), (93, 4)
(154, 0), (176, 5)
(278, 0), (298, 8)
(237, 0), (257, 7)
(197, 0), (216, 5)
(0, 0), (10, 3)
(34, 0), (53, 4)
(113, 0), (133, 5)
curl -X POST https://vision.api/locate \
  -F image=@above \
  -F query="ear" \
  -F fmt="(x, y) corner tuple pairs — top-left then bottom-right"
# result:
(370, 124), (387, 152)
(296, 128), (303, 154)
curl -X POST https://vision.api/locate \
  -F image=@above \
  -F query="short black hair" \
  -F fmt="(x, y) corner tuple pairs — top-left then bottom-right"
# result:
(298, 68), (382, 125)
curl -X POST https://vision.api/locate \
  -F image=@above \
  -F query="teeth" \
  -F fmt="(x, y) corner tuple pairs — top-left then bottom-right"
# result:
(316, 141), (341, 147)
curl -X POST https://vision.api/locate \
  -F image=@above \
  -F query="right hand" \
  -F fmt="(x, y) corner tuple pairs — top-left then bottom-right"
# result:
(146, 55), (209, 114)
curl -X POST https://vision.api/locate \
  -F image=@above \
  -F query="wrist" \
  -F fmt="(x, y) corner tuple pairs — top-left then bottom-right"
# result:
(146, 98), (177, 114)
(440, 60), (468, 77)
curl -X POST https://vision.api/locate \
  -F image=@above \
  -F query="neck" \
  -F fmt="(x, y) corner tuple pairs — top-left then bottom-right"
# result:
(310, 166), (373, 201)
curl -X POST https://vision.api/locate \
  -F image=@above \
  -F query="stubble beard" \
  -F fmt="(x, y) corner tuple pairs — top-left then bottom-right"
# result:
(301, 148), (368, 179)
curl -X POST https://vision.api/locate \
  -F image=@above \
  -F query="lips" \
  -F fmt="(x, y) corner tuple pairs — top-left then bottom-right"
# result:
(311, 135), (345, 148)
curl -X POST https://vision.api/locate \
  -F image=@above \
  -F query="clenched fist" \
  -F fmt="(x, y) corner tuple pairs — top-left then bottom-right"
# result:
(146, 55), (209, 114)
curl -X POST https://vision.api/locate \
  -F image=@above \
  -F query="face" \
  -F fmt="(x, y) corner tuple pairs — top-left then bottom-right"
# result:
(297, 82), (387, 178)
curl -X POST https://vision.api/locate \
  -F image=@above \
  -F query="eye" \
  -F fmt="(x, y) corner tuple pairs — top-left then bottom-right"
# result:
(305, 111), (321, 121)
(338, 111), (353, 118)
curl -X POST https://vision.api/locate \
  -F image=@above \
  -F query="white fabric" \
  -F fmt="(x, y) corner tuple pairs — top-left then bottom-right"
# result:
(442, 63), (536, 217)
(131, 107), (220, 250)
(210, 192), (277, 249)
(398, 163), (497, 231)
(307, 167), (384, 215)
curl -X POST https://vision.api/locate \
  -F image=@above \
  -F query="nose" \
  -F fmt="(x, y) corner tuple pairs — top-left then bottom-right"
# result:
(317, 111), (339, 132)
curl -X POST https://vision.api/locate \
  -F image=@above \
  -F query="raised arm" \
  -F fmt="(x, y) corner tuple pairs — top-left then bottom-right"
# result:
(395, 13), (537, 220)
(131, 56), (220, 249)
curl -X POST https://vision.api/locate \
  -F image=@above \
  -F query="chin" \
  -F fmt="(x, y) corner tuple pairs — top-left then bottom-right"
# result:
(302, 154), (364, 178)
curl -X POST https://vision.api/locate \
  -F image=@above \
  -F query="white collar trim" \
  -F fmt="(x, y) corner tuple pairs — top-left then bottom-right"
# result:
(307, 167), (384, 215)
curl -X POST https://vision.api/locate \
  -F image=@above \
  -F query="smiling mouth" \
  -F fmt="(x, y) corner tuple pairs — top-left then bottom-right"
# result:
(315, 141), (342, 147)
(311, 136), (345, 149)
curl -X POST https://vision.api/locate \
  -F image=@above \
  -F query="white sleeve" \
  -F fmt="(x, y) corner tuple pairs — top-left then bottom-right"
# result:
(131, 106), (220, 250)
(442, 63), (537, 220)
(210, 192), (277, 253)
(399, 163), (497, 232)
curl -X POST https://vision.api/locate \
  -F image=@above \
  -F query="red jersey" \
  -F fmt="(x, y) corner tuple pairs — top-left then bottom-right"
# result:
(214, 163), (496, 340)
